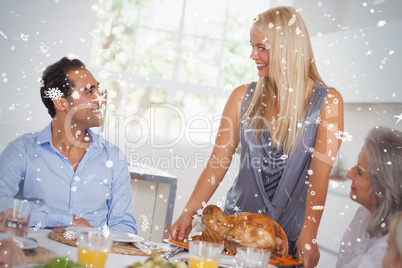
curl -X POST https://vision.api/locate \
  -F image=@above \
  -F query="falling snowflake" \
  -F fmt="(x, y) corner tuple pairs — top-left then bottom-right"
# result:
(307, 169), (313, 176)
(377, 20), (386, 27)
(108, 89), (117, 99)
(262, 37), (270, 49)
(63, 230), (78, 240)
(37, 78), (44, 87)
(93, 92), (107, 106)
(295, 27), (302, 35)
(330, 180), (341, 189)
(91, 4), (99, 11)
(288, 14), (296, 26)
(183, 52), (199, 70)
(33, 222), (42, 231)
(280, 154), (288, 160)
(268, 22), (274, 29)
(44, 87), (63, 100)
(112, 26), (122, 35)
(71, 90), (80, 99)
(311, 205), (325, 210)
(39, 43), (49, 54)
(365, 49), (373, 56)
(394, 113), (402, 124)
(67, 53), (78, 60)
(334, 131), (353, 141)
(97, 47), (105, 55)
(141, 215), (149, 232)
(232, 206), (241, 213)
(20, 33), (29, 41)
(98, 69), (111, 79)
(162, 244), (172, 252)
(253, 15), (259, 23)
(105, 160), (113, 169)
(0, 31), (8, 39)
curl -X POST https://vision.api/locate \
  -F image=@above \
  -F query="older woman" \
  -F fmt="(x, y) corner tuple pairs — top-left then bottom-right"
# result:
(383, 212), (402, 268)
(336, 127), (402, 268)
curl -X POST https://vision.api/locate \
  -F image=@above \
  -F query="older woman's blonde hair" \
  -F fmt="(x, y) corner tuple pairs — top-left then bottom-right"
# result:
(389, 212), (402, 258)
(364, 127), (402, 237)
(242, 6), (325, 154)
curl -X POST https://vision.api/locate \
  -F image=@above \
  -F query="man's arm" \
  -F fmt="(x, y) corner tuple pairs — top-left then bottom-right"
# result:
(0, 138), (75, 228)
(0, 140), (26, 199)
(107, 148), (137, 234)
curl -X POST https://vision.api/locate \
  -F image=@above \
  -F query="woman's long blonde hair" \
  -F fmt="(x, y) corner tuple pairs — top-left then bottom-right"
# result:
(242, 6), (325, 155)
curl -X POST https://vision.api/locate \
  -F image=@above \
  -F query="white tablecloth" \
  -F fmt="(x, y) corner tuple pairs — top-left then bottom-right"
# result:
(22, 229), (153, 268)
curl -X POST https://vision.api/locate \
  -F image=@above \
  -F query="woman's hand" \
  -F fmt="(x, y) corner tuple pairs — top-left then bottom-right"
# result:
(170, 212), (193, 241)
(296, 229), (320, 268)
(0, 238), (27, 268)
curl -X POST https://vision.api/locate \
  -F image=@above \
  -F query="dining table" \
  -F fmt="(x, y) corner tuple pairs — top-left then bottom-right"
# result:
(18, 228), (183, 268)
(17, 229), (296, 268)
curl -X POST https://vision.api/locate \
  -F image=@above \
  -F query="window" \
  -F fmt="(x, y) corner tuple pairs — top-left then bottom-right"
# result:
(90, 0), (269, 147)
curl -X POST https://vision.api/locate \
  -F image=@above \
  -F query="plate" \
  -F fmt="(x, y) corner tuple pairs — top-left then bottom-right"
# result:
(164, 239), (189, 249)
(66, 227), (143, 243)
(0, 233), (38, 249)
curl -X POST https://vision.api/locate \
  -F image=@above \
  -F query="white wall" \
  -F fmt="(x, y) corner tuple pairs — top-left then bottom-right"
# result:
(1, 2), (402, 266)
(0, 0), (96, 149)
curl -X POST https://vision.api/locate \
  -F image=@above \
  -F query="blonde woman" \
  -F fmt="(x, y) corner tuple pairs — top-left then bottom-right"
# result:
(170, 6), (344, 267)
(383, 212), (402, 268)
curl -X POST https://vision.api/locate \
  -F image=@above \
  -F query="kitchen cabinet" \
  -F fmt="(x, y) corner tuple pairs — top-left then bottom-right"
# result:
(317, 179), (357, 267)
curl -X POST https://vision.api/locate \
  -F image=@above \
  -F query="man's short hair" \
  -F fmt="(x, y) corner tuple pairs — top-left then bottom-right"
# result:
(40, 57), (86, 118)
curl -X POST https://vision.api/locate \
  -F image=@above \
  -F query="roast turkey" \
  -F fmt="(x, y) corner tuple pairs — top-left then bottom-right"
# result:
(192, 205), (288, 258)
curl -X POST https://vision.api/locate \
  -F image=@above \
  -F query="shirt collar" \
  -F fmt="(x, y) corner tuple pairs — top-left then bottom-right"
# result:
(35, 122), (106, 149)
(36, 123), (52, 146)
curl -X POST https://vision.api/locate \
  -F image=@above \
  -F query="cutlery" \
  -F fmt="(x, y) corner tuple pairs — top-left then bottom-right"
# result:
(114, 244), (151, 252)
(161, 246), (184, 260)
(133, 240), (157, 250)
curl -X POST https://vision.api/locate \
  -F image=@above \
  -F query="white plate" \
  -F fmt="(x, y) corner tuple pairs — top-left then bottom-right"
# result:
(66, 227), (143, 243)
(0, 233), (38, 249)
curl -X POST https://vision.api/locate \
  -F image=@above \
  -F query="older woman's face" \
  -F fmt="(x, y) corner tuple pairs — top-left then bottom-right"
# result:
(383, 235), (402, 268)
(346, 147), (379, 212)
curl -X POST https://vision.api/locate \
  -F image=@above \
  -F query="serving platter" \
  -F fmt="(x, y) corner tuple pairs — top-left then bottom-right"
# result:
(0, 233), (38, 249)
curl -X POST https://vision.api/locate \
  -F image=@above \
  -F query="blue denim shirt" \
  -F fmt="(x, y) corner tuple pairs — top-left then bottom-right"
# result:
(0, 123), (137, 234)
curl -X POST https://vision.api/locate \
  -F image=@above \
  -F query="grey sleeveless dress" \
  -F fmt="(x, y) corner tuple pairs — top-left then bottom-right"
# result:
(224, 81), (329, 255)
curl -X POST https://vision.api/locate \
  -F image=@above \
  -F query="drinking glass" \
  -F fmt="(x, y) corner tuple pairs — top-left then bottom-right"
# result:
(236, 247), (271, 268)
(189, 240), (224, 268)
(77, 230), (113, 268)
(2, 198), (34, 238)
